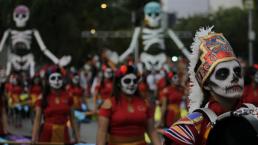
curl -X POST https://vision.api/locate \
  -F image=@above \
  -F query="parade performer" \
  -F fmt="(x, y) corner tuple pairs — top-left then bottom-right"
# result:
(0, 5), (71, 77)
(93, 64), (114, 112)
(29, 74), (43, 107)
(32, 66), (79, 144)
(242, 66), (258, 106)
(162, 27), (251, 145)
(96, 64), (161, 145)
(159, 72), (184, 127)
(0, 79), (8, 136)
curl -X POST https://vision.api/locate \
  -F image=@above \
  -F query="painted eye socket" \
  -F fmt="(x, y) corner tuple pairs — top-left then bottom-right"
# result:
(233, 67), (242, 78)
(155, 12), (159, 17)
(22, 14), (26, 18)
(215, 68), (229, 80)
(148, 13), (152, 17)
(123, 78), (137, 84)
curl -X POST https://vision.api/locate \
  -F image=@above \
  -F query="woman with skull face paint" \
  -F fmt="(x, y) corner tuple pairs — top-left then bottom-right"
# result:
(159, 71), (184, 128)
(32, 66), (80, 144)
(97, 64), (162, 145)
(162, 27), (248, 145)
(93, 64), (114, 112)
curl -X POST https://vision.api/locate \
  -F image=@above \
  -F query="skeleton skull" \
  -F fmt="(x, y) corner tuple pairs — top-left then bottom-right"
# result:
(121, 73), (138, 95)
(205, 60), (244, 99)
(144, 2), (161, 28)
(255, 71), (258, 84)
(13, 5), (30, 28)
(49, 72), (63, 89)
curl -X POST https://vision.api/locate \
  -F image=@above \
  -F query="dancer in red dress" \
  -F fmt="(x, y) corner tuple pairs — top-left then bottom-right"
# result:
(32, 66), (79, 144)
(29, 74), (42, 107)
(159, 72), (184, 127)
(97, 64), (161, 145)
(0, 80), (8, 136)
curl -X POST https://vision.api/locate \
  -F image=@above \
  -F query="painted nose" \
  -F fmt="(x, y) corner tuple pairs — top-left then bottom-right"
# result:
(231, 74), (239, 83)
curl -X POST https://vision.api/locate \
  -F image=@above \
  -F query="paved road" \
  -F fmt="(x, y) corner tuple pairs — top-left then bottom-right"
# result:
(8, 118), (98, 144)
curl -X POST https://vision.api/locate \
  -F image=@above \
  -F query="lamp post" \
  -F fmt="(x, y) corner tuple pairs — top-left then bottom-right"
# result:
(245, 0), (256, 66)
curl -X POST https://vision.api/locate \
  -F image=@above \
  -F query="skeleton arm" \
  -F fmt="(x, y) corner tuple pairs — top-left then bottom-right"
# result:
(167, 29), (191, 60)
(119, 27), (141, 62)
(0, 29), (10, 52)
(33, 29), (71, 66)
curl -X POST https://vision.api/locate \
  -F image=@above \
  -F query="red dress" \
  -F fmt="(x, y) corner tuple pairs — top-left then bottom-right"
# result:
(8, 85), (23, 107)
(242, 84), (258, 106)
(66, 84), (84, 110)
(29, 84), (42, 106)
(35, 91), (73, 143)
(100, 79), (113, 100)
(160, 86), (184, 127)
(99, 95), (153, 145)
(0, 96), (5, 135)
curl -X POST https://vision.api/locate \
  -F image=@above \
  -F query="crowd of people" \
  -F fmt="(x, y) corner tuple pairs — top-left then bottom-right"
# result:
(0, 28), (258, 145)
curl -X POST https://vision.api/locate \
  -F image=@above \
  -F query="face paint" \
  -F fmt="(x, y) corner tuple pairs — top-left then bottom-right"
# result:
(49, 72), (63, 89)
(72, 75), (80, 85)
(104, 68), (113, 79)
(208, 60), (244, 99)
(121, 73), (138, 95)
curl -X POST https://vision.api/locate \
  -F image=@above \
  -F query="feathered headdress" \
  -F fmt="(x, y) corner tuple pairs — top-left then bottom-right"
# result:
(188, 26), (237, 112)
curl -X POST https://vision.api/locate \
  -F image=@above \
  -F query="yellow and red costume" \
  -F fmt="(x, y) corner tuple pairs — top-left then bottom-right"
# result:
(160, 86), (184, 127)
(35, 90), (73, 143)
(29, 84), (42, 106)
(99, 95), (153, 145)
(66, 84), (84, 110)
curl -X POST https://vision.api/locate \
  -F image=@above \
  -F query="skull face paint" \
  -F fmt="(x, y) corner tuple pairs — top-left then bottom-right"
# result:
(72, 75), (80, 85)
(207, 60), (244, 99)
(144, 2), (161, 28)
(13, 5), (30, 28)
(121, 73), (138, 95)
(49, 72), (63, 89)
(104, 68), (113, 79)
(255, 71), (258, 84)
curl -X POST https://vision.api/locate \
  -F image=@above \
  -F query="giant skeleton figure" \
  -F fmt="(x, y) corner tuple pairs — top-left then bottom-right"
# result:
(0, 5), (71, 77)
(119, 1), (190, 71)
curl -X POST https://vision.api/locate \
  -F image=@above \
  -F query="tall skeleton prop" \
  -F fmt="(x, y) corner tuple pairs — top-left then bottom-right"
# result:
(0, 5), (71, 77)
(119, 1), (190, 71)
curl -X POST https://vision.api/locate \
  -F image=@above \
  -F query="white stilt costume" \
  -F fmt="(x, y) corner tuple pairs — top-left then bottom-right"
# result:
(119, 1), (190, 71)
(0, 5), (71, 77)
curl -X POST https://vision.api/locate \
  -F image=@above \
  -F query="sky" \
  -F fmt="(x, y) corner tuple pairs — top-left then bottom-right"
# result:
(161, 0), (243, 18)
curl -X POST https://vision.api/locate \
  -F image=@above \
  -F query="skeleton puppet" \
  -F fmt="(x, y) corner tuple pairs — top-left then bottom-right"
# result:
(0, 5), (71, 78)
(119, 1), (190, 71)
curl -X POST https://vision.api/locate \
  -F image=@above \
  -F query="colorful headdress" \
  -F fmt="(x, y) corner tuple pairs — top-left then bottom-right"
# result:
(188, 26), (238, 112)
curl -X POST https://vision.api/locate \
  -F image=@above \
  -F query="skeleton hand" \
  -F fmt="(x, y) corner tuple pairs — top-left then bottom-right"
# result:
(58, 55), (72, 67)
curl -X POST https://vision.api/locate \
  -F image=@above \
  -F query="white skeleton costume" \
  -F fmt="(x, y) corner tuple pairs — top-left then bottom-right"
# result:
(0, 5), (71, 77)
(119, 1), (190, 71)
